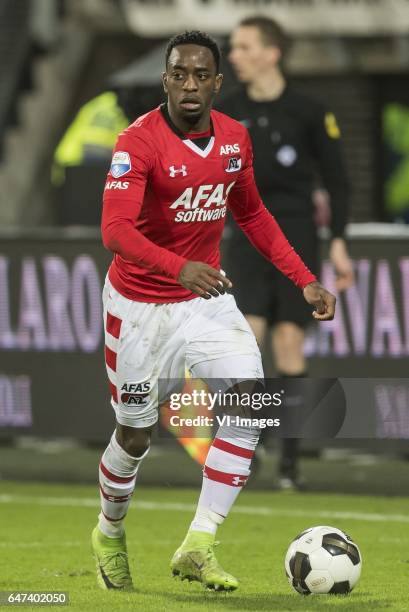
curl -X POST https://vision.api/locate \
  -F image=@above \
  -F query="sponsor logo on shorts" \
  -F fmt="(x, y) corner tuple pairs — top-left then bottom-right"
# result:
(120, 381), (150, 407)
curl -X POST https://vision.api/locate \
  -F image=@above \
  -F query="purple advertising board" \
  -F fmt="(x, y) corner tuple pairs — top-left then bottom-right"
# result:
(0, 227), (408, 441)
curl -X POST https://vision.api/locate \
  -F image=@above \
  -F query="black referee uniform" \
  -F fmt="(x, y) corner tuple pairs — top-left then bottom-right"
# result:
(218, 85), (349, 327)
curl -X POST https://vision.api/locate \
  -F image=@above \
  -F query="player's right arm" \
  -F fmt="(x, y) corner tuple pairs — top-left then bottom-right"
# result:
(102, 128), (187, 279)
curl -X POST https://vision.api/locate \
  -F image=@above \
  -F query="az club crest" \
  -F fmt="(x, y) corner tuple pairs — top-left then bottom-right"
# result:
(224, 157), (242, 173)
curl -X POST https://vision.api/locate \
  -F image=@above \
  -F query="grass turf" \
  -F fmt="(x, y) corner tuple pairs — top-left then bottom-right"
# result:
(1, 481), (408, 611)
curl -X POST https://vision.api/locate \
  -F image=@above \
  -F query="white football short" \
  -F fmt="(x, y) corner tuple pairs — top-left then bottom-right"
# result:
(102, 277), (263, 428)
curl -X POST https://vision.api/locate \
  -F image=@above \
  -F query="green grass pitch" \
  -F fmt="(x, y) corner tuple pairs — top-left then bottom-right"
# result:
(1, 481), (408, 611)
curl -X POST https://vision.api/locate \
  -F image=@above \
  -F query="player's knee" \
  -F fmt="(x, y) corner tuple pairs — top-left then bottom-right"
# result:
(116, 425), (151, 458)
(122, 433), (150, 459)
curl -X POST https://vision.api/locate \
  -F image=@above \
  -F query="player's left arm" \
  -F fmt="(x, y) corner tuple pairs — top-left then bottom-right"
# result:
(228, 133), (336, 321)
(310, 106), (354, 291)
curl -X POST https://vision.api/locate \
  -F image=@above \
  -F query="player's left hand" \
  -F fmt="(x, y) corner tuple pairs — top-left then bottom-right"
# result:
(329, 238), (355, 292)
(303, 281), (336, 321)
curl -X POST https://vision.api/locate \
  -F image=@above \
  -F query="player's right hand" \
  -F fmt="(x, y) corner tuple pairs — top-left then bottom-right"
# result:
(178, 261), (233, 299)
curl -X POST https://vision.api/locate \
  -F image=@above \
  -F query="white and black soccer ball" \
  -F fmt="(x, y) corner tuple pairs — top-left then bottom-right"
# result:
(285, 525), (362, 595)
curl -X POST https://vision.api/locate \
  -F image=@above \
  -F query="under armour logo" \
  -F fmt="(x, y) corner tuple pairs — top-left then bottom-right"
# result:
(232, 475), (247, 486)
(169, 165), (187, 177)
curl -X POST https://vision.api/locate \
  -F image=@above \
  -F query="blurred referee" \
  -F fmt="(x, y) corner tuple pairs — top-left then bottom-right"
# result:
(219, 16), (354, 490)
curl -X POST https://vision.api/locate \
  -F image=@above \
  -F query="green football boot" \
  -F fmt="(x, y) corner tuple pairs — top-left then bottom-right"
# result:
(170, 530), (239, 591)
(91, 526), (134, 591)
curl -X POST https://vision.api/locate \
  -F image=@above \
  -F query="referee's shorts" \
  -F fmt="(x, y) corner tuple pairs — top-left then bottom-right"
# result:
(223, 215), (319, 329)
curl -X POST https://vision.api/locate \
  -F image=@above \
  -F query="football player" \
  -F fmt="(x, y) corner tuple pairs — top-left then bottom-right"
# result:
(92, 30), (336, 592)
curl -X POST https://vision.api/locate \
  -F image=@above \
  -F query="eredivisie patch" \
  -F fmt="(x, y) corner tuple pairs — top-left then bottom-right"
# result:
(110, 151), (131, 178)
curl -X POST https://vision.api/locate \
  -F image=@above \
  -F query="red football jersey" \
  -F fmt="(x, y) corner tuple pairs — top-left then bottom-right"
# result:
(102, 106), (316, 302)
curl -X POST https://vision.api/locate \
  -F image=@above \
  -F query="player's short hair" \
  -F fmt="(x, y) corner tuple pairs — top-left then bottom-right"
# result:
(166, 30), (221, 73)
(239, 16), (289, 56)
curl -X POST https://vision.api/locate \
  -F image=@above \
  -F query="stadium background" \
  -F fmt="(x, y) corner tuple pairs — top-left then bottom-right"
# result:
(0, 1), (408, 609)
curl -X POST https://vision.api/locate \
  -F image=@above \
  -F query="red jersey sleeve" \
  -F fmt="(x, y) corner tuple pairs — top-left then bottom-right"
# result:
(227, 131), (317, 290)
(101, 128), (187, 279)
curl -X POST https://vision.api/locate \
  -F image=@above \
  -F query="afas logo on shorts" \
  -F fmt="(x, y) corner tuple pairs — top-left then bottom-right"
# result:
(120, 381), (150, 407)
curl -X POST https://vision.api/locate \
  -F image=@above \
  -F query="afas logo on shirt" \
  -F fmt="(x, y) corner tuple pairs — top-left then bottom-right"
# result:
(220, 144), (240, 155)
(170, 182), (235, 210)
(105, 181), (129, 190)
(169, 182), (235, 223)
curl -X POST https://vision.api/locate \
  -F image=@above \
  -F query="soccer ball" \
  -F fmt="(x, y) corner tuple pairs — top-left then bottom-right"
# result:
(285, 525), (362, 595)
